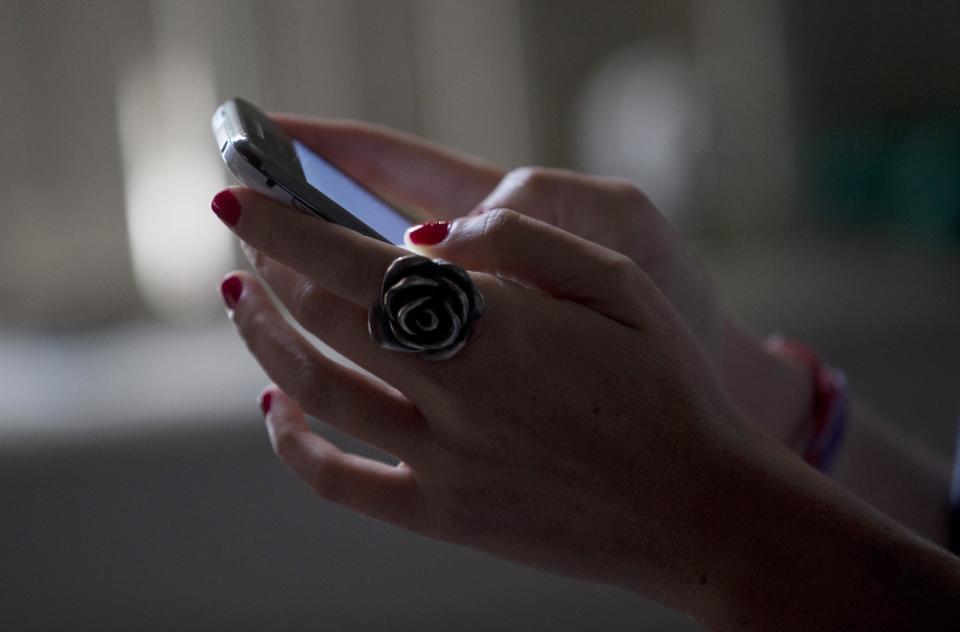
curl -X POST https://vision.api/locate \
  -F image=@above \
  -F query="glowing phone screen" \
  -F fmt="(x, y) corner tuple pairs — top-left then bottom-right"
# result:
(293, 140), (412, 245)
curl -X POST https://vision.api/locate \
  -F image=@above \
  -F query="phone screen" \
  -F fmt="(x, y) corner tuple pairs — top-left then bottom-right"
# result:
(292, 140), (412, 245)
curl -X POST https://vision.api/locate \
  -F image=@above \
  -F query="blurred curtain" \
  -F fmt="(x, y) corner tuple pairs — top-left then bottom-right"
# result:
(0, 0), (532, 328)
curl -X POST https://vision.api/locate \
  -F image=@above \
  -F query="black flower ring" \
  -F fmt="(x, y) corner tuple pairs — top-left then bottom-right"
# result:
(368, 255), (485, 361)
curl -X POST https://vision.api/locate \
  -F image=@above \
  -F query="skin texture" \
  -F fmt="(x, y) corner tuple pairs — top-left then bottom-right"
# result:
(214, 117), (960, 628)
(270, 115), (953, 543)
(225, 194), (744, 609)
(272, 116), (811, 444)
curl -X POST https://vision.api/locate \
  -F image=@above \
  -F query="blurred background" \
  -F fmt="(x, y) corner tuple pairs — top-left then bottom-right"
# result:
(1, 0), (958, 629)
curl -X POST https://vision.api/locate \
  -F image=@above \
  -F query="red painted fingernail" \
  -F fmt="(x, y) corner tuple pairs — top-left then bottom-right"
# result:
(211, 190), (241, 227)
(259, 392), (272, 415)
(220, 275), (243, 308)
(407, 221), (450, 245)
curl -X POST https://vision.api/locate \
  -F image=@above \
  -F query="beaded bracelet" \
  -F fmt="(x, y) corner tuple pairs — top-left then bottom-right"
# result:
(766, 336), (849, 473)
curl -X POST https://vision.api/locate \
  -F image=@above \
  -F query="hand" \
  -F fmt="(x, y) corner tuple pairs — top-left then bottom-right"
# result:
(213, 184), (767, 621)
(212, 135), (960, 630)
(271, 116), (811, 445)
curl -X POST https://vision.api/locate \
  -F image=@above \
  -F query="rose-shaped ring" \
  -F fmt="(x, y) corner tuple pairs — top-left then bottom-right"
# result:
(368, 255), (485, 361)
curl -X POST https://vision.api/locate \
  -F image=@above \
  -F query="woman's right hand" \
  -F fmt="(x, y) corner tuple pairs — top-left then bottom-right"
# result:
(217, 174), (960, 632)
(271, 115), (812, 445)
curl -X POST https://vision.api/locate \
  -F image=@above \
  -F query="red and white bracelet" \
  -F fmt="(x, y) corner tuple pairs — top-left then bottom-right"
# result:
(766, 336), (849, 472)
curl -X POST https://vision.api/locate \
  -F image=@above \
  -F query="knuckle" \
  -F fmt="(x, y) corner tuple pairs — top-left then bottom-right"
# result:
(503, 165), (553, 192)
(308, 455), (344, 501)
(235, 304), (273, 345)
(292, 282), (335, 332)
(477, 209), (523, 271)
(292, 366), (330, 417)
(604, 177), (652, 207)
(272, 428), (300, 461)
(607, 252), (642, 288)
(479, 206), (519, 240)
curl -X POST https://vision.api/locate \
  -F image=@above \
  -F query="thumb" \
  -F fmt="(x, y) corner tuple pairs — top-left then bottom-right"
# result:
(403, 209), (653, 328)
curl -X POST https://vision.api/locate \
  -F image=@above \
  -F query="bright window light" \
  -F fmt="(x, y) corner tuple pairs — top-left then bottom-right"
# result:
(116, 48), (231, 321)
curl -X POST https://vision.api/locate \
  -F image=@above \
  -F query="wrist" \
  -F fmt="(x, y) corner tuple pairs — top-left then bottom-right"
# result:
(697, 427), (960, 630)
(720, 319), (812, 447)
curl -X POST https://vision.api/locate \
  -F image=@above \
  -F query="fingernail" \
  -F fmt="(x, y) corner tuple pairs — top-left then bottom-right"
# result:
(211, 190), (241, 227)
(220, 275), (243, 308)
(259, 391), (272, 415)
(407, 221), (450, 246)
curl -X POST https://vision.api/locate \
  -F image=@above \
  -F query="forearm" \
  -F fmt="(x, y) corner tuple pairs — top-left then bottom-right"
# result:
(722, 319), (952, 546)
(698, 427), (960, 631)
(831, 399), (951, 545)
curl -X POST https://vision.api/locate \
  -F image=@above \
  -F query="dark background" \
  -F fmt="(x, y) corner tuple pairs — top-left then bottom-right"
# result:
(1, 1), (957, 629)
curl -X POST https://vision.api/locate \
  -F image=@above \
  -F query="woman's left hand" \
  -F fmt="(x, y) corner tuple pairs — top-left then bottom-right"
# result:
(212, 184), (776, 621)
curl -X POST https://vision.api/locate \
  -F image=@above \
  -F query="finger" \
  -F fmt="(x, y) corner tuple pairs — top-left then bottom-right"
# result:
(475, 167), (561, 219)
(404, 209), (654, 328)
(212, 186), (401, 307)
(222, 271), (431, 460)
(472, 167), (656, 234)
(240, 245), (436, 394)
(262, 386), (424, 529)
(471, 166), (610, 220)
(270, 114), (504, 219)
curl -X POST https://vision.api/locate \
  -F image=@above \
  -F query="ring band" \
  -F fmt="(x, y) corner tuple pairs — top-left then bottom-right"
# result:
(368, 255), (484, 361)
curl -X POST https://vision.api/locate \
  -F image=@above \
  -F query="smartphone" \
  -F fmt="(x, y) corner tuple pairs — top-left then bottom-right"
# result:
(212, 97), (414, 244)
